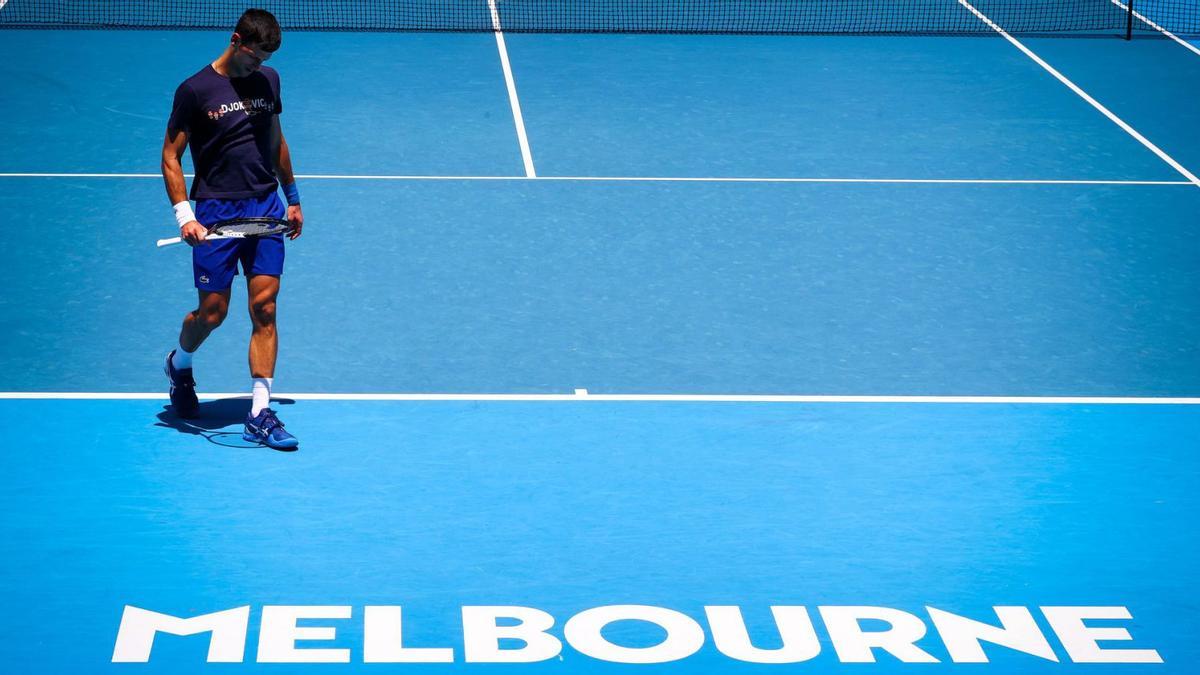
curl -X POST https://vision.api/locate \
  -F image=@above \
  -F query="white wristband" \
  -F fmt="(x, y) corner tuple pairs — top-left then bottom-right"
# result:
(173, 201), (196, 229)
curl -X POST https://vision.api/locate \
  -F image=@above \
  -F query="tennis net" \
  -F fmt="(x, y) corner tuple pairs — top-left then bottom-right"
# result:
(0, 0), (1196, 36)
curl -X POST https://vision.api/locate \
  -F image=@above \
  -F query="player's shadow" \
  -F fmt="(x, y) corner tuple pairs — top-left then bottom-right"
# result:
(155, 397), (298, 451)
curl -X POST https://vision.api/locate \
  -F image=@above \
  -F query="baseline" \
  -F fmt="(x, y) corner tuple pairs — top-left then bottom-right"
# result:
(2, 392), (1199, 404)
(0, 173), (1189, 186)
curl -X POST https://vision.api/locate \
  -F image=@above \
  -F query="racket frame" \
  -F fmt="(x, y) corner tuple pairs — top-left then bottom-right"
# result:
(156, 216), (292, 248)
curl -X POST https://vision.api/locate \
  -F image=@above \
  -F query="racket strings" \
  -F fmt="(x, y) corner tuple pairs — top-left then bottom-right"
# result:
(210, 217), (290, 237)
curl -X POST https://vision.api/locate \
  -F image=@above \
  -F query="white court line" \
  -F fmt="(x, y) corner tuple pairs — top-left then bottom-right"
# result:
(959, 0), (1200, 188)
(0, 173), (1189, 186)
(1, 392), (1198, 404)
(489, 0), (536, 177)
(1110, 0), (1200, 57)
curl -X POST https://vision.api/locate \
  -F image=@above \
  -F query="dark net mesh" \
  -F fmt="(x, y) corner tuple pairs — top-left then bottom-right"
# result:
(0, 0), (1195, 36)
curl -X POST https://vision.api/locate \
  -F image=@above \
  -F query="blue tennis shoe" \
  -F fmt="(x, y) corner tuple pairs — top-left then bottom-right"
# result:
(243, 408), (299, 449)
(164, 351), (199, 418)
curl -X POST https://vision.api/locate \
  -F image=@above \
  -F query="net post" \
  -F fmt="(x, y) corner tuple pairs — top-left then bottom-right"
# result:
(1126, 0), (1134, 40)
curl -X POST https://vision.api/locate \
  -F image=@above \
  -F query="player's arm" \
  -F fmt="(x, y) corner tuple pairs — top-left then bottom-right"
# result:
(161, 128), (207, 246)
(271, 115), (303, 240)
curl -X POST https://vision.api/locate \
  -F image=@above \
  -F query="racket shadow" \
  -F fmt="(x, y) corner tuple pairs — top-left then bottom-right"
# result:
(155, 397), (297, 451)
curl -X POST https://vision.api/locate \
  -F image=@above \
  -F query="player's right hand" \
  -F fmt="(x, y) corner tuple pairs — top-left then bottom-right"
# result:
(180, 221), (207, 246)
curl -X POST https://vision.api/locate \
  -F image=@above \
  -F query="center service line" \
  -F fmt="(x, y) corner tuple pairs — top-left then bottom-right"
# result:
(488, 0), (537, 178)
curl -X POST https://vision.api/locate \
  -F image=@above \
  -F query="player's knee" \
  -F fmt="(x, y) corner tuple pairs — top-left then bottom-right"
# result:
(251, 300), (276, 327)
(198, 304), (227, 330)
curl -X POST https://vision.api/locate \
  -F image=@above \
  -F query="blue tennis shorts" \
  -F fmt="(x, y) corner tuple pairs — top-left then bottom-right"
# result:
(192, 192), (287, 291)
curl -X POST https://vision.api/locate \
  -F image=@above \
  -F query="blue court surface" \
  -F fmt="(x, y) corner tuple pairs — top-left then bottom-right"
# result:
(2, 1), (1200, 673)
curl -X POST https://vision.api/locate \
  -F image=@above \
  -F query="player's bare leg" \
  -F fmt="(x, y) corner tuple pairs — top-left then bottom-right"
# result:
(181, 289), (232, 352)
(247, 273), (279, 380)
(165, 289), (230, 418)
(243, 273), (296, 448)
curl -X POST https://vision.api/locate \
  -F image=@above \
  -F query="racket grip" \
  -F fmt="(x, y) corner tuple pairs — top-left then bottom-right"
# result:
(156, 236), (184, 247)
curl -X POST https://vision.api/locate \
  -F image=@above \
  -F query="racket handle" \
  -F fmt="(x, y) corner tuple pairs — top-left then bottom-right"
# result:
(156, 233), (236, 248)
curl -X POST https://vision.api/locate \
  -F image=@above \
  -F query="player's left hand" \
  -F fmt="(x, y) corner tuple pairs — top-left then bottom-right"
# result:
(287, 204), (304, 240)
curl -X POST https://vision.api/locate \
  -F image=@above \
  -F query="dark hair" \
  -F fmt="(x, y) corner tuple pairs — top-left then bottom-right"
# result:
(235, 9), (281, 52)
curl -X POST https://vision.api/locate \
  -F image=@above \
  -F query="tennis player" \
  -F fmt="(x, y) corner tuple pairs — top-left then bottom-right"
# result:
(161, 9), (302, 449)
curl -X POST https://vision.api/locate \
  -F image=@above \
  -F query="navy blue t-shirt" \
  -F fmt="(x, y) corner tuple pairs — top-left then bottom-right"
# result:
(167, 65), (283, 200)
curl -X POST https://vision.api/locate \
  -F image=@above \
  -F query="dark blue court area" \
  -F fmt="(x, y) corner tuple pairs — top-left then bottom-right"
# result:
(1, 0), (1199, 672)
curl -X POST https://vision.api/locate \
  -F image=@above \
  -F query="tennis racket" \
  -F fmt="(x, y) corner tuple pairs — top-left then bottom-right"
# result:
(157, 217), (292, 248)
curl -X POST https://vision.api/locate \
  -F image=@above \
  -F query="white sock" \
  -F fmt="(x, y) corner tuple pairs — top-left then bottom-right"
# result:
(171, 344), (193, 370)
(251, 377), (273, 416)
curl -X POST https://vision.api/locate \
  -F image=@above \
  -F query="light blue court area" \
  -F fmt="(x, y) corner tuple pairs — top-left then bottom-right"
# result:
(1024, 35), (1200, 171)
(0, 399), (1196, 672)
(503, 34), (1192, 179)
(5, 31), (1199, 180)
(3, 9), (1200, 675)
(0, 31), (524, 176)
(2, 178), (1200, 395)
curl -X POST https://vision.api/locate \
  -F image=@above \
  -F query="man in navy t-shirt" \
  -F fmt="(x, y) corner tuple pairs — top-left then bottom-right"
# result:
(161, 8), (303, 449)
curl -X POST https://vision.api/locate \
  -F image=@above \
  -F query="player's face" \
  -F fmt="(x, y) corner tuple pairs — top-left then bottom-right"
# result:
(231, 40), (273, 76)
